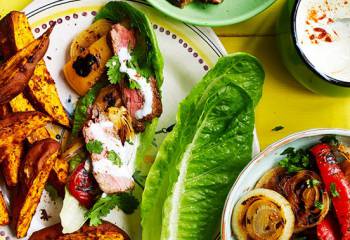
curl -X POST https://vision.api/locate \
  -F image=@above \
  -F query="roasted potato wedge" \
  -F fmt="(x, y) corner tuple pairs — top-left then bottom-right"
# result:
(70, 19), (112, 59)
(0, 11), (70, 127)
(29, 223), (62, 240)
(3, 96), (49, 186)
(51, 156), (69, 184)
(64, 35), (112, 96)
(23, 138), (60, 187)
(0, 25), (53, 105)
(0, 104), (11, 119)
(0, 112), (51, 165)
(0, 112), (51, 185)
(9, 93), (50, 144)
(29, 221), (130, 240)
(27, 62), (70, 127)
(0, 191), (9, 225)
(13, 139), (60, 238)
(1, 143), (24, 186)
(0, 111), (51, 144)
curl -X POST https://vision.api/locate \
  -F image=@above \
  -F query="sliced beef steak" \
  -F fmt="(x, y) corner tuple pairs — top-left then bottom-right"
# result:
(109, 24), (136, 53)
(109, 23), (163, 133)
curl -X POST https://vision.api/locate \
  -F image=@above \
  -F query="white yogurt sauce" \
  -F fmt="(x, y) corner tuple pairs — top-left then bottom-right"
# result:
(118, 47), (153, 119)
(295, 0), (350, 82)
(84, 119), (139, 180)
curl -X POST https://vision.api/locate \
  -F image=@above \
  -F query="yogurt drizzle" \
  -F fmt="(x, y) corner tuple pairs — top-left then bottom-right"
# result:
(118, 47), (153, 119)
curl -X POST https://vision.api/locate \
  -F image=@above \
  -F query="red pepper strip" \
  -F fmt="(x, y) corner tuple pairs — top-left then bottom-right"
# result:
(311, 143), (350, 240)
(317, 214), (340, 240)
(68, 162), (99, 208)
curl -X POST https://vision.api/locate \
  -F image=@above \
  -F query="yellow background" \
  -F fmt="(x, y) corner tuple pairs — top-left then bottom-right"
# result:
(1, 0), (349, 150)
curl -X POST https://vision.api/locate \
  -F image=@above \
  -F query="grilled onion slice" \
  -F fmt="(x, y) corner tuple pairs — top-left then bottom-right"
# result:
(279, 170), (329, 232)
(255, 167), (286, 191)
(232, 188), (294, 240)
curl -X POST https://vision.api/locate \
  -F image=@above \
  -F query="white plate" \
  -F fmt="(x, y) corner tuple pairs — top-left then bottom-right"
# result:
(0, 0), (259, 239)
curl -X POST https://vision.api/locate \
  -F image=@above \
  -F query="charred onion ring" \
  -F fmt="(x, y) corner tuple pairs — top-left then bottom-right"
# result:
(279, 170), (330, 232)
(232, 188), (294, 240)
(255, 167), (286, 191)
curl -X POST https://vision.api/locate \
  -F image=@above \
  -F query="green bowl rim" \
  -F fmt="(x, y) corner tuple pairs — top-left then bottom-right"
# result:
(291, 0), (350, 88)
(146, 0), (276, 27)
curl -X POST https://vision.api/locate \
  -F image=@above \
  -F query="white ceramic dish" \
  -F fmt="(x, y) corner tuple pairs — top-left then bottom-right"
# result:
(221, 128), (350, 240)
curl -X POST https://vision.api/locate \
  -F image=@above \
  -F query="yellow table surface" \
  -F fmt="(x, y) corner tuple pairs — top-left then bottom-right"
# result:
(1, 0), (350, 150)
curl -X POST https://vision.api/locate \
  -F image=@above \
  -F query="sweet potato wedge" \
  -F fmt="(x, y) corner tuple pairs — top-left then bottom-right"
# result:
(2, 97), (49, 186)
(29, 223), (62, 240)
(0, 11), (70, 127)
(0, 111), (52, 144)
(14, 139), (60, 238)
(0, 24), (53, 105)
(23, 138), (60, 187)
(0, 112), (51, 166)
(29, 221), (129, 240)
(0, 112), (51, 185)
(0, 191), (9, 225)
(1, 142), (24, 186)
(0, 104), (11, 119)
(9, 93), (50, 144)
(27, 62), (70, 127)
(50, 156), (69, 185)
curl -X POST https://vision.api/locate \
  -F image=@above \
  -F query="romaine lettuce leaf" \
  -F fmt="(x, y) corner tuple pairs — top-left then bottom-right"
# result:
(71, 80), (107, 136)
(141, 53), (264, 240)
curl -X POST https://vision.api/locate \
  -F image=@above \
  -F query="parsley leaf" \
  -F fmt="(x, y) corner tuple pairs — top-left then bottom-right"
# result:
(69, 152), (86, 173)
(272, 126), (284, 132)
(107, 150), (122, 167)
(330, 182), (340, 197)
(45, 184), (59, 201)
(86, 192), (139, 226)
(86, 140), (103, 154)
(106, 55), (123, 84)
(320, 135), (339, 146)
(72, 80), (107, 136)
(129, 79), (141, 90)
(279, 147), (310, 173)
(314, 201), (324, 210)
(306, 179), (320, 188)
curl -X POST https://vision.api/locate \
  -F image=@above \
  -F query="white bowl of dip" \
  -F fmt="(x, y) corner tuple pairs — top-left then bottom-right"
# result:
(277, 0), (350, 97)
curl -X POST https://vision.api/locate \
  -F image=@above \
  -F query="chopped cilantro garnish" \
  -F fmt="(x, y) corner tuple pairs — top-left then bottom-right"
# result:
(306, 179), (320, 188)
(279, 147), (310, 173)
(85, 193), (139, 226)
(86, 140), (103, 154)
(330, 182), (340, 197)
(106, 55), (123, 84)
(107, 150), (122, 167)
(314, 201), (324, 210)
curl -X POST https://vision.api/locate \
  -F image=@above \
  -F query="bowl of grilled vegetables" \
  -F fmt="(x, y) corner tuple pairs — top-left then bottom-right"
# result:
(222, 129), (350, 240)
